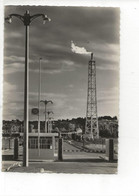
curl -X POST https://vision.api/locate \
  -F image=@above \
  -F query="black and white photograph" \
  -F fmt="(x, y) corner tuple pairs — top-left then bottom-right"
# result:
(2, 5), (119, 174)
(1, 1), (139, 196)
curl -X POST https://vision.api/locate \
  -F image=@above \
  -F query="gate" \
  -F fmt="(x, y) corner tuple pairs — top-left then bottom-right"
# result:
(60, 133), (118, 161)
(63, 135), (106, 153)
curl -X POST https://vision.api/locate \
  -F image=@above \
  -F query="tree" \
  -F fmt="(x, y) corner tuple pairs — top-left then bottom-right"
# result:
(113, 116), (118, 120)
(68, 123), (75, 132)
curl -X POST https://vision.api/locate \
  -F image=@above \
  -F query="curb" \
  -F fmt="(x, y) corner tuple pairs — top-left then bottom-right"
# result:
(63, 149), (106, 153)
(63, 149), (81, 152)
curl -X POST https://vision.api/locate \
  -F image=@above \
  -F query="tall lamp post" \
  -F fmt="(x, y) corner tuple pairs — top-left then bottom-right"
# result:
(5, 10), (51, 167)
(38, 58), (42, 155)
(40, 100), (53, 133)
(47, 111), (54, 133)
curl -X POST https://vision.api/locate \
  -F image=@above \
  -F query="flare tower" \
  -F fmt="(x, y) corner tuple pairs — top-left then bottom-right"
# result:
(85, 53), (99, 138)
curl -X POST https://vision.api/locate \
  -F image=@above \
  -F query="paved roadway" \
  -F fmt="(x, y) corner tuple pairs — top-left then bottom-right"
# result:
(63, 140), (104, 161)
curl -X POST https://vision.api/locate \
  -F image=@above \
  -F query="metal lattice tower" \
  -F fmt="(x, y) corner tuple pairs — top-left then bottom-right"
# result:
(85, 53), (99, 138)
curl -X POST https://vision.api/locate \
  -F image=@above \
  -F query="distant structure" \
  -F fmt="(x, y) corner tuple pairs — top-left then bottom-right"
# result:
(85, 53), (99, 138)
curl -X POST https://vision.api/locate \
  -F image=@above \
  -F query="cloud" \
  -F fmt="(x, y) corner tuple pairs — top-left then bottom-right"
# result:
(71, 41), (91, 54)
(29, 59), (76, 74)
(97, 86), (119, 103)
(4, 54), (76, 75)
(68, 84), (74, 88)
(5, 31), (23, 39)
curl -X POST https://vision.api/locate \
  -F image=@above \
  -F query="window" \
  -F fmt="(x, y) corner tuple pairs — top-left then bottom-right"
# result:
(29, 137), (53, 149)
(40, 137), (52, 149)
(29, 137), (38, 149)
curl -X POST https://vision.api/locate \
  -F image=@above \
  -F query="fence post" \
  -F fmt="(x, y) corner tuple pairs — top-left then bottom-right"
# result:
(58, 138), (63, 161)
(9, 138), (11, 149)
(13, 138), (19, 160)
(52, 136), (55, 156)
(106, 139), (114, 162)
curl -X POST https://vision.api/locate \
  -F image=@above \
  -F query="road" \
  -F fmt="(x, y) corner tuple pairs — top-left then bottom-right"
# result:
(63, 140), (104, 161)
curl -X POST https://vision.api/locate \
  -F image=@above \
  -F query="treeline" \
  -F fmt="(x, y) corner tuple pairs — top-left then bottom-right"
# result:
(2, 116), (118, 138)
(52, 117), (118, 138)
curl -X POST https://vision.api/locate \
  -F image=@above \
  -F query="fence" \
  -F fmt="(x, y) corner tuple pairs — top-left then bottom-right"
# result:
(63, 136), (118, 154)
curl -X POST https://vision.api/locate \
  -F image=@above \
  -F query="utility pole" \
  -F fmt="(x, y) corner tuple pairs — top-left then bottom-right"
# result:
(85, 53), (99, 139)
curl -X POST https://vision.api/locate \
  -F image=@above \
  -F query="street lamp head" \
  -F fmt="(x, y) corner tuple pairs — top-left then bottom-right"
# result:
(40, 100), (53, 105)
(5, 16), (12, 24)
(47, 17), (51, 22)
(5, 12), (51, 26)
(48, 100), (53, 104)
(43, 15), (51, 24)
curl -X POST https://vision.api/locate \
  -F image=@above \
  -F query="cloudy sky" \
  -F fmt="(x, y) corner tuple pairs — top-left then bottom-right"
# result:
(3, 6), (119, 121)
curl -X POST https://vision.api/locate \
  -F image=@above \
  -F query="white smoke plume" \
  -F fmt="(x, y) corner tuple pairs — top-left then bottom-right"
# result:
(71, 40), (91, 54)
